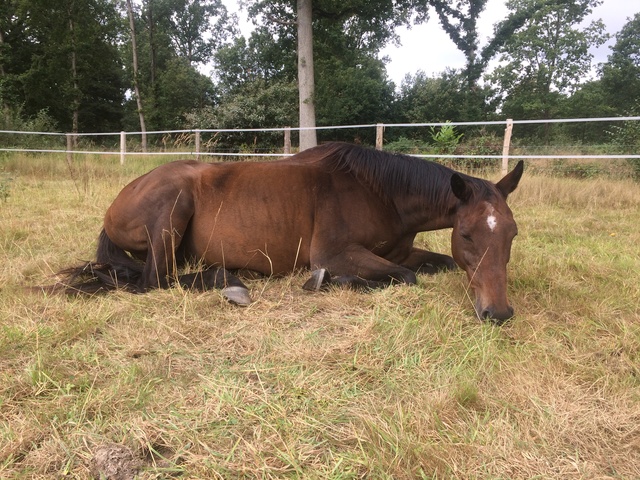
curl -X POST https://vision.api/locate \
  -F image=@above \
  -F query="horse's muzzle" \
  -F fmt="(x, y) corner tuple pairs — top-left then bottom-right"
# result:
(476, 301), (514, 325)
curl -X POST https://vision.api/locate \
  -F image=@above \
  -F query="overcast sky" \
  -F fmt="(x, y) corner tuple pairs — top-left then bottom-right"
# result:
(226, 0), (639, 85)
(380, 0), (639, 85)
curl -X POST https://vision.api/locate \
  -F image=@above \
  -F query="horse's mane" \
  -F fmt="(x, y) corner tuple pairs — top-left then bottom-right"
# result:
(312, 142), (493, 209)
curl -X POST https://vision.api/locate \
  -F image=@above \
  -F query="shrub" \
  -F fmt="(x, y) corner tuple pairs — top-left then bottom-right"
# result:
(550, 160), (604, 179)
(454, 128), (503, 171)
(384, 136), (431, 154)
(430, 122), (463, 155)
(607, 105), (640, 180)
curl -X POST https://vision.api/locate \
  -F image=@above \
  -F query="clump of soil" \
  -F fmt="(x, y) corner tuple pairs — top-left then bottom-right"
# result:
(90, 444), (141, 480)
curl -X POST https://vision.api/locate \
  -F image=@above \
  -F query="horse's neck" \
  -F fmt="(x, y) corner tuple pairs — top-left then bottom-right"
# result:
(396, 189), (457, 233)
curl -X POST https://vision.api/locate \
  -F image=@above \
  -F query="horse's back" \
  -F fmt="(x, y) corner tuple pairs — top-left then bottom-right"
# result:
(103, 151), (400, 276)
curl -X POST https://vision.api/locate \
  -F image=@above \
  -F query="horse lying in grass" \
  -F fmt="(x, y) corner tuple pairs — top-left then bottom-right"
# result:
(56, 142), (524, 324)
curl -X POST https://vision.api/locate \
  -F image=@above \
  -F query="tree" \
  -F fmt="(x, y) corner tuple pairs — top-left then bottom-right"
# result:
(244, 0), (415, 149)
(600, 13), (640, 114)
(488, 0), (608, 129)
(126, 0), (147, 150)
(420, 0), (584, 119)
(428, 0), (488, 88)
(120, 0), (235, 133)
(151, 56), (217, 129)
(11, 0), (124, 133)
(166, 0), (236, 64)
(0, 0), (28, 125)
(184, 79), (298, 150)
(398, 69), (483, 123)
(314, 56), (395, 142)
(560, 80), (613, 142)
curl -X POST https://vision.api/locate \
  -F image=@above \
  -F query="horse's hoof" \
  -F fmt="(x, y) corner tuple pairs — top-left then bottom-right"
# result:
(442, 256), (457, 271)
(222, 286), (252, 306)
(302, 268), (331, 291)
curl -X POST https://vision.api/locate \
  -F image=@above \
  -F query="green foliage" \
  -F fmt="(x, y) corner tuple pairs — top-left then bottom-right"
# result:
(315, 56), (395, 143)
(145, 57), (217, 131)
(165, 0), (237, 64)
(214, 33), (296, 94)
(184, 79), (298, 151)
(487, 0), (608, 133)
(386, 126), (501, 172)
(455, 128), (503, 170)
(246, 0), (416, 56)
(607, 104), (640, 180)
(398, 70), (466, 125)
(600, 13), (640, 114)
(429, 0), (489, 87)
(11, 0), (125, 133)
(549, 160), (604, 179)
(0, 107), (60, 149)
(430, 122), (463, 155)
(384, 137), (430, 154)
(0, 0), (635, 158)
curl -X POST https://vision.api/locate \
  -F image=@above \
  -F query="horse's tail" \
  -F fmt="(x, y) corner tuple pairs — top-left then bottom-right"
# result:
(51, 228), (144, 295)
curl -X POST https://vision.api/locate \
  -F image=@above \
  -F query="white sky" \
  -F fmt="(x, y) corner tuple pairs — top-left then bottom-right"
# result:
(380, 0), (640, 85)
(225, 0), (640, 85)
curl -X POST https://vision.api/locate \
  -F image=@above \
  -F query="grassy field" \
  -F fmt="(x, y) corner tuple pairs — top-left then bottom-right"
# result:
(1, 154), (639, 479)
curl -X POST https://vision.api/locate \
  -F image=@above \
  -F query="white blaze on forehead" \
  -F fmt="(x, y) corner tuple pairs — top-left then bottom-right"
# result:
(485, 203), (498, 232)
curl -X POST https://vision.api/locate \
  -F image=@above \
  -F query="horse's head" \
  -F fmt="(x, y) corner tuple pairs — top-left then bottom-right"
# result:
(449, 161), (524, 324)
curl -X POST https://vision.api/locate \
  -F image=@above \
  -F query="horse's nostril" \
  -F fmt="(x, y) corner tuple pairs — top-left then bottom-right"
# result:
(481, 306), (514, 324)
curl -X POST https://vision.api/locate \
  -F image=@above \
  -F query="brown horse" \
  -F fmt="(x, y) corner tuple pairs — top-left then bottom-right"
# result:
(58, 142), (523, 323)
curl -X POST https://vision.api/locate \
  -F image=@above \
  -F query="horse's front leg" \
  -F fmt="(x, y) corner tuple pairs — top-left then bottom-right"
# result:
(400, 247), (457, 274)
(303, 245), (418, 291)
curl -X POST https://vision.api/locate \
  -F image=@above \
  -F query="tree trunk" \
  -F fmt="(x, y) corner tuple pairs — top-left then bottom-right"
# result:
(126, 0), (147, 152)
(0, 28), (10, 124)
(297, 0), (317, 151)
(68, 10), (79, 141)
(147, 0), (156, 89)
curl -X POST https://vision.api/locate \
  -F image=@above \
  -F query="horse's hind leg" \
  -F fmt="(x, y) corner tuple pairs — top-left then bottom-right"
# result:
(135, 194), (197, 290)
(176, 267), (252, 306)
(137, 227), (182, 290)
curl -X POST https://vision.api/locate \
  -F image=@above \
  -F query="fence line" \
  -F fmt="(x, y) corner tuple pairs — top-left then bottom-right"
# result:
(3, 116), (640, 138)
(2, 116), (639, 173)
(3, 146), (638, 160)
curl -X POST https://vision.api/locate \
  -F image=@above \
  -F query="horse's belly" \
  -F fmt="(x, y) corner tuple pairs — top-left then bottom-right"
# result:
(188, 220), (313, 275)
(188, 163), (323, 274)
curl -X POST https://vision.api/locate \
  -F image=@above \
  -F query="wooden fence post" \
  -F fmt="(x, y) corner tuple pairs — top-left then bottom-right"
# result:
(120, 131), (126, 165)
(284, 127), (291, 154)
(195, 129), (201, 161)
(375, 123), (384, 150)
(502, 119), (513, 175)
(66, 134), (74, 164)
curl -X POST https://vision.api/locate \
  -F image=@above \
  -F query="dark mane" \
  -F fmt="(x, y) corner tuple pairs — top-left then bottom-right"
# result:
(314, 142), (493, 209)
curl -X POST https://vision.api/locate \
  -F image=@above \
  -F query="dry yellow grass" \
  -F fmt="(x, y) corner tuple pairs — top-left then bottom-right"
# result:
(1, 155), (639, 478)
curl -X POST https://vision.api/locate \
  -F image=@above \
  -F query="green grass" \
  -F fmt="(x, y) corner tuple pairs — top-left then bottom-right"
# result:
(1, 154), (639, 478)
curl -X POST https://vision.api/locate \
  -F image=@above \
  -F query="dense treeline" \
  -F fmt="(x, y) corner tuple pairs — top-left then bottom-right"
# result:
(0, 0), (639, 149)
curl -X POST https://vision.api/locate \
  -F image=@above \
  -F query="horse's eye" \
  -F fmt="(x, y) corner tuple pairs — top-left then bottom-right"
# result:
(462, 234), (472, 242)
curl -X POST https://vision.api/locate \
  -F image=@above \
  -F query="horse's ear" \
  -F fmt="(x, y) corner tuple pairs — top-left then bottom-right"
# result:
(451, 173), (472, 203)
(496, 160), (524, 199)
